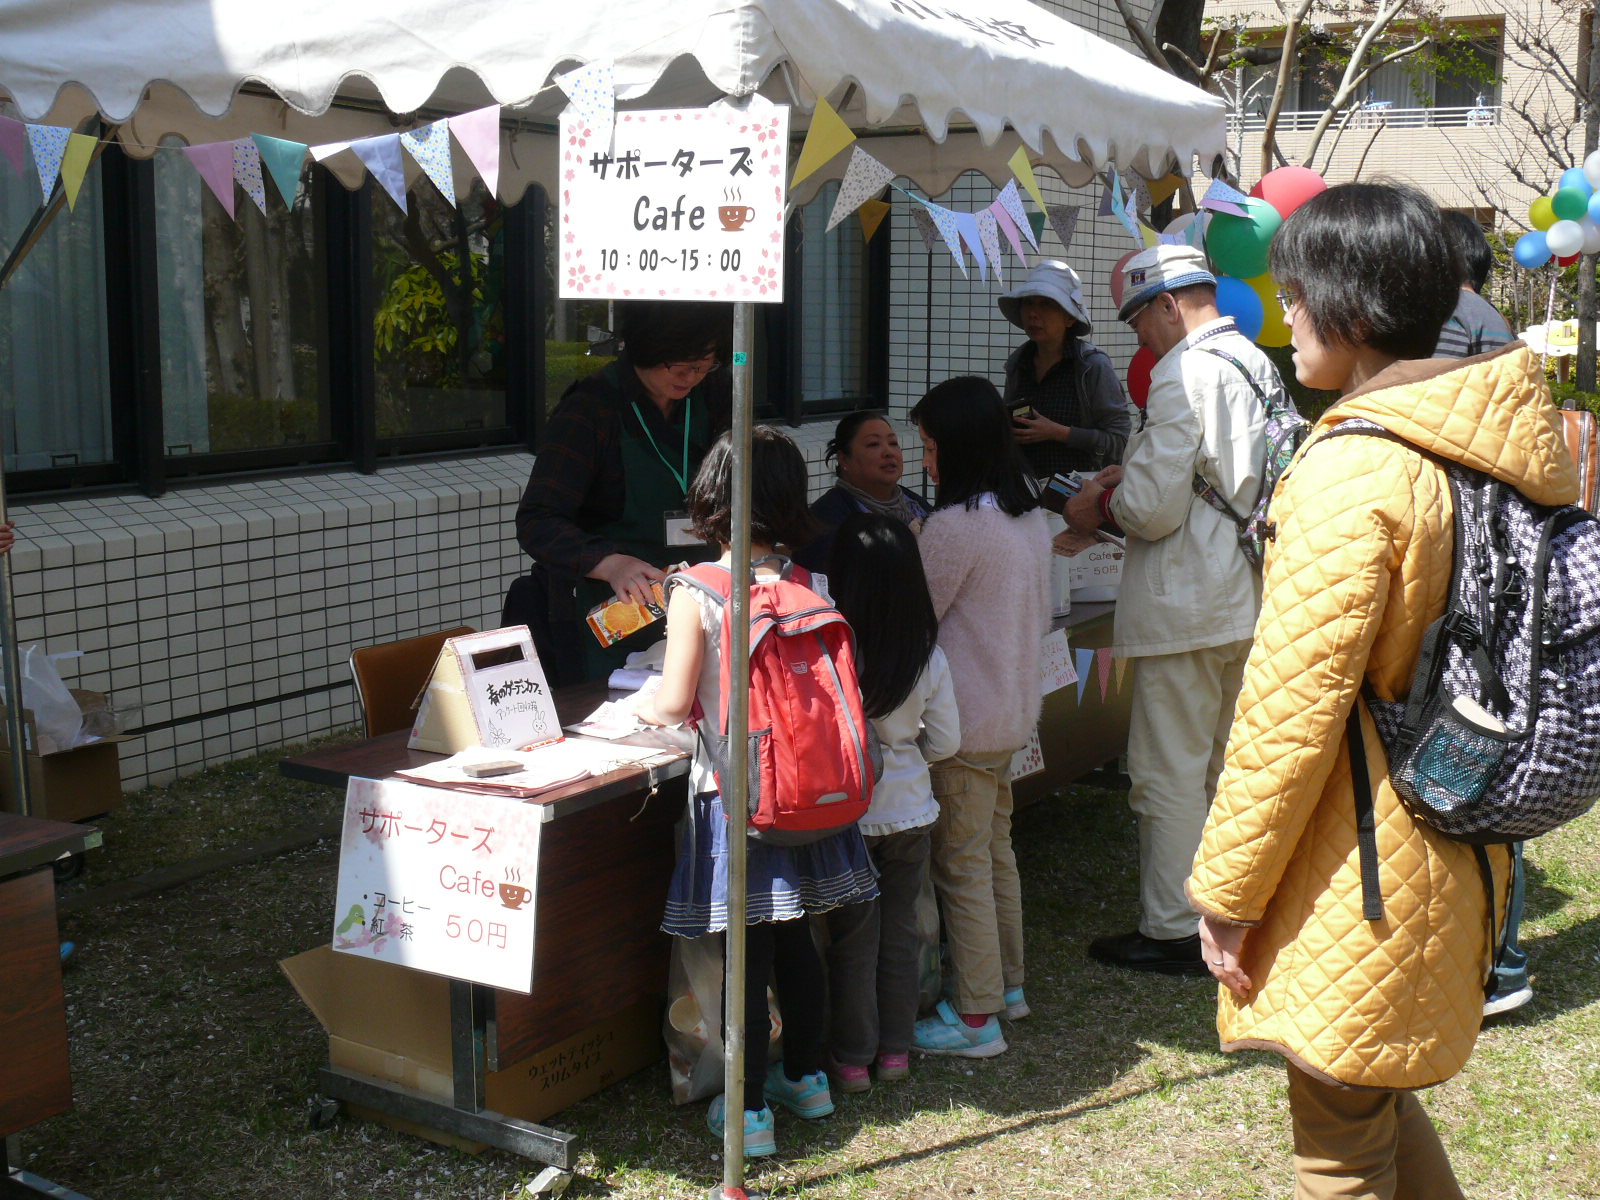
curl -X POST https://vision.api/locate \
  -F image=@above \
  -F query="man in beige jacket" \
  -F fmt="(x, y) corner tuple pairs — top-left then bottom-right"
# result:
(1065, 245), (1278, 975)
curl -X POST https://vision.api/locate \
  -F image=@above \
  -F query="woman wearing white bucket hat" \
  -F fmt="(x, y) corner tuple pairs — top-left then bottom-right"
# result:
(998, 260), (1130, 479)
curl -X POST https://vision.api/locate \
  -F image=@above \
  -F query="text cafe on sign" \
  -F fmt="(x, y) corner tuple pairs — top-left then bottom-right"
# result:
(560, 106), (790, 303)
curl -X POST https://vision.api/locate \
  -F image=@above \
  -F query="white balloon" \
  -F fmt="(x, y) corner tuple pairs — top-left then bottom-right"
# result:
(1583, 217), (1600, 255)
(1586, 148), (1600, 189)
(1547, 218), (1585, 257)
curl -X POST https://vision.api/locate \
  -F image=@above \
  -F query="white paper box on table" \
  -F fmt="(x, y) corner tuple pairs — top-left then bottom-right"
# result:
(408, 626), (562, 754)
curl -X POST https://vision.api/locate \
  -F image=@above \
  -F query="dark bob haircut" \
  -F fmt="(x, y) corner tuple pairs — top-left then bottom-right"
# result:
(1441, 209), (1494, 292)
(824, 411), (895, 470)
(909, 376), (1035, 517)
(1268, 182), (1460, 362)
(687, 426), (820, 551)
(829, 513), (938, 719)
(616, 301), (731, 368)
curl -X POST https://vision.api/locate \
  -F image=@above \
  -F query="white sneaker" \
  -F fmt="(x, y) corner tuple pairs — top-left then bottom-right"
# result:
(1001, 986), (1030, 1020)
(1483, 985), (1533, 1017)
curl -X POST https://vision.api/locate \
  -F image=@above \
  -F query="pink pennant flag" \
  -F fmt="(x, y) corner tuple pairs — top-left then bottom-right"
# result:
(233, 138), (268, 215)
(182, 141), (237, 218)
(991, 201), (1030, 266)
(450, 104), (501, 198)
(0, 116), (26, 179)
(350, 133), (408, 213)
(995, 180), (1036, 249)
(1096, 647), (1113, 702)
(1200, 177), (1250, 217)
(25, 123), (71, 199)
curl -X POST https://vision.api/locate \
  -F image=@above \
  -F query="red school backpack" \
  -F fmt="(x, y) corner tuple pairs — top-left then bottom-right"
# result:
(670, 559), (875, 844)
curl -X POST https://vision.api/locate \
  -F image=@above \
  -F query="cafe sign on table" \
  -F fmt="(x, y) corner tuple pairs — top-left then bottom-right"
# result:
(559, 105), (789, 303)
(332, 777), (543, 993)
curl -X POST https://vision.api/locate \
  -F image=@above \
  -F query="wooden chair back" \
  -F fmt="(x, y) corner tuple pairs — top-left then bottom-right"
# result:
(348, 626), (476, 737)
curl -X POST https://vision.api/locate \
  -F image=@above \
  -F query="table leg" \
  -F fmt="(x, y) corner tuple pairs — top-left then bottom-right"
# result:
(3, 1134), (94, 1200)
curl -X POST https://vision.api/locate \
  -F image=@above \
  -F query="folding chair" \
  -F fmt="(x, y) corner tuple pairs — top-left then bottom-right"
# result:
(348, 626), (476, 737)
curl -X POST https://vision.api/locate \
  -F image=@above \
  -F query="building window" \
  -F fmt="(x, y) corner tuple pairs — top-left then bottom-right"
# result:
(154, 139), (330, 461)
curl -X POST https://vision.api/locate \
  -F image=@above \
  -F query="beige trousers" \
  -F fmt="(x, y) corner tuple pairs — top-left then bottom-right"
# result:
(1126, 639), (1251, 939)
(928, 748), (1023, 1015)
(1287, 1066), (1466, 1200)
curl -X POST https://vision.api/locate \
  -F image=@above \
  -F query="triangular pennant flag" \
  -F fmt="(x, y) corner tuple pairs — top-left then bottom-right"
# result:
(25, 123), (71, 199)
(954, 211), (987, 280)
(1028, 211), (1047, 245)
(350, 133), (408, 213)
(995, 180), (1036, 249)
(1187, 215), (1207, 246)
(1098, 181), (1117, 218)
(1007, 145), (1047, 215)
(309, 140), (351, 162)
(400, 120), (456, 208)
(450, 104), (501, 198)
(1200, 177), (1250, 216)
(1132, 180), (1153, 216)
(182, 141), (237, 218)
(910, 204), (943, 251)
(1045, 204), (1078, 252)
(233, 138), (268, 215)
(825, 145), (895, 232)
(253, 134), (308, 209)
(975, 208), (1005, 285)
(1096, 647), (1113, 702)
(992, 202), (1030, 265)
(1147, 174), (1183, 207)
(60, 133), (96, 211)
(1157, 231), (1186, 245)
(924, 202), (967, 275)
(1139, 222), (1158, 247)
(791, 95), (856, 191)
(1074, 649), (1094, 702)
(555, 60), (616, 148)
(1114, 657), (1129, 690)
(0, 116), (26, 179)
(1108, 170), (1141, 243)
(857, 197), (891, 243)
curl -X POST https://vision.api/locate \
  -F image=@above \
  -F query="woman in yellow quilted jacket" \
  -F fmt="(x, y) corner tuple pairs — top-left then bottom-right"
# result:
(1187, 182), (1578, 1198)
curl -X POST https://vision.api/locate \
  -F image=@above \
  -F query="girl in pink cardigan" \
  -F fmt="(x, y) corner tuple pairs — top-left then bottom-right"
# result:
(909, 376), (1052, 1058)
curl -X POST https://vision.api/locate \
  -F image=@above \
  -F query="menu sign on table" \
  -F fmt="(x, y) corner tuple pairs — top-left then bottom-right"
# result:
(332, 777), (543, 992)
(558, 105), (789, 303)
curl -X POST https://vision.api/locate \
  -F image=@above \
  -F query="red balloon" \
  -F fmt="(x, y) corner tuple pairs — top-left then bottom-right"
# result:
(1127, 345), (1156, 409)
(1248, 166), (1328, 221)
(1558, 252), (1582, 267)
(1109, 249), (1142, 307)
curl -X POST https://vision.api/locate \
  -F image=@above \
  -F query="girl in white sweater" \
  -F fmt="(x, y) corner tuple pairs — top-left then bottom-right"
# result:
(824, 512), (961, 1092)
(909, 376), (1052, 1059)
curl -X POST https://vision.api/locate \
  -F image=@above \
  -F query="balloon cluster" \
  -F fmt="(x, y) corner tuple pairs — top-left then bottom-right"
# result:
(1117, 165), (1327, 407)
(1513, 151), (1600, 268)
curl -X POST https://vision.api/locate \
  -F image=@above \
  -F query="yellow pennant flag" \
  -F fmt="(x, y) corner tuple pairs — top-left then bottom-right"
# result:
(857, 198), (891, 243)
(1139, 222), (1158, 247)
(1146, 173), (1183, 207)
(60, 133), (97, 210)
(790, 96), (856, 191)
(1007, 145), (1047, 216)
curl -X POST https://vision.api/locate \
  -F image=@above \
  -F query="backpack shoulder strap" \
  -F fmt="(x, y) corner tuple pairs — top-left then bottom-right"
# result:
(1345, 698), (1385, 923)
(1197, 345), (1267, 403)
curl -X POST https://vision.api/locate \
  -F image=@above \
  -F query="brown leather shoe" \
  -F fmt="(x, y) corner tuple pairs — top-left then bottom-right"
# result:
(1087, 930), (1210, 977)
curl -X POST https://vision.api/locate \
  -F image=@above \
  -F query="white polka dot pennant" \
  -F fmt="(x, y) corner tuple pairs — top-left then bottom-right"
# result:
(995, 180), (1037, 250)
(233, 137), (268, 215)
(555, 61), (616, 149)
(824, 145), (894, 233)
(975, 208), (1004, 285)
(400, 120), (456, 208)
(923, 201), (967, 276)
(25, 123), (70, 200)
(909, 203), (943, 252)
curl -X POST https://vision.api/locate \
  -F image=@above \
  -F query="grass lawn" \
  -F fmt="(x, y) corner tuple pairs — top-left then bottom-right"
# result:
(16, 739), (1600, 1199)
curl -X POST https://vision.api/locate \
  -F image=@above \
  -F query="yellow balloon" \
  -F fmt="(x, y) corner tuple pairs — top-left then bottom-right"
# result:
(1530, 196), (1557, 231)
(1247, 273), (1292, 348)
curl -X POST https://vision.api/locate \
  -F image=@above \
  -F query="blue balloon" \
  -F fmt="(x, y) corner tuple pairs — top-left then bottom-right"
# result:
(1588, 190), (1600, 224)
(1561, 167), (1595, 199)
(1514, 230), (1552, 269)
(1215, 274), (1265, 340)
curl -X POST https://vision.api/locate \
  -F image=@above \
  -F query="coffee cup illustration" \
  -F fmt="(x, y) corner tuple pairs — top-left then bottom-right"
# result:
(718, 204), (756, 231)
(498, 881), (531, 909)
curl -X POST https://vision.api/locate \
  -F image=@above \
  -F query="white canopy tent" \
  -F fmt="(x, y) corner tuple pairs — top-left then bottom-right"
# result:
(0, 1), (1223, 1186)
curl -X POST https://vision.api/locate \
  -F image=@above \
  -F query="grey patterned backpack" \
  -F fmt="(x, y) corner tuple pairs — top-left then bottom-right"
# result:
(1335, 421), (1600, 847)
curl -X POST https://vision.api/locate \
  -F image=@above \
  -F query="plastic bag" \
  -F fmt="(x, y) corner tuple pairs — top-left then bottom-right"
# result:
(11, 646), (84, 754)
(663, 932), (783, 1105)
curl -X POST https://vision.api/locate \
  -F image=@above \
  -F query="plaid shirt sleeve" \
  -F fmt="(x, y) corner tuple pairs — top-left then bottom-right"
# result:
(514, 388), (624, 577)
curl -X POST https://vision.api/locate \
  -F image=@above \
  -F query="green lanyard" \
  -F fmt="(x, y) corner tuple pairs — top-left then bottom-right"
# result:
(630, 395), (693, 495)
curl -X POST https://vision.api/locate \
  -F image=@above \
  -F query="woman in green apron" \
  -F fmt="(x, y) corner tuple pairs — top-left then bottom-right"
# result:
(512, 302), (728, 686)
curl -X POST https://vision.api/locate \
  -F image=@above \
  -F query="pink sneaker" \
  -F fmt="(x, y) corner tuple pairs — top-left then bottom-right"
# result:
(830, 1060), (871, 1094)
(875, 1052), (910, 1082)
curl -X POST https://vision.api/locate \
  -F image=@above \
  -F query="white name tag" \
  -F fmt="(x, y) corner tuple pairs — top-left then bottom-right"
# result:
(663, 512), (701, 547)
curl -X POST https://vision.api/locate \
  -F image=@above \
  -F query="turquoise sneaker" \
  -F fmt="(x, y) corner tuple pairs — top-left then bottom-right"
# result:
(911, 999), (1008, 1058)
(763, 1062), (835, 1119)
(1002, 986), (1030, 1020)
(706, 1094), (777, 1157)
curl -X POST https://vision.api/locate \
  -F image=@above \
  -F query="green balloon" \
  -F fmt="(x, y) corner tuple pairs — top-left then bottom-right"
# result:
(1552, 187), (1589, 221)
(1205, 198), (1282, 279)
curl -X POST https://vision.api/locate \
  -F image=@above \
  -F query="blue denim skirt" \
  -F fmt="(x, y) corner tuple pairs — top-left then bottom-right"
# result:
(661, 791), (879, 938)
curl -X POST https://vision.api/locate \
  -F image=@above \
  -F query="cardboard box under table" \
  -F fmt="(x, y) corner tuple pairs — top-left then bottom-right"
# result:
(278, 680), (687, 1167)
(0, 690), (133, 824)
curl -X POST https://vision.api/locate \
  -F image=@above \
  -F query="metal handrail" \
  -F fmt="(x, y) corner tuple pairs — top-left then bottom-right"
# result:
(1227, 103), (1500, 134)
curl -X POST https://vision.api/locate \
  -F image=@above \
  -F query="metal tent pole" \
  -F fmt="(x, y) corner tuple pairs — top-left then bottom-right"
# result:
(717, 301), (755, 1197)
(0, 462), (27, 816)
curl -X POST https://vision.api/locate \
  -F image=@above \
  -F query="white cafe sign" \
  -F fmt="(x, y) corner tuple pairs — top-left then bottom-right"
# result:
(558, 106), (789, 303)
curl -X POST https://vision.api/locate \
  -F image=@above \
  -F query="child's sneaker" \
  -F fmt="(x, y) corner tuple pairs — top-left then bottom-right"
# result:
(828, 1059), (871, 1094)
(706, 1094), (777, 1157)
(1002, 986), (1030, 1020)
(874, 1052), (910, 1081)
(911, 999), (1008, 1058)
(763, 1063), (835, 1119)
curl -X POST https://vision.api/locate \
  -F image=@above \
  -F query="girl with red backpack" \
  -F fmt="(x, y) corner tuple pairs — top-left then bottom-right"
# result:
(636, 427), (879, 1158)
